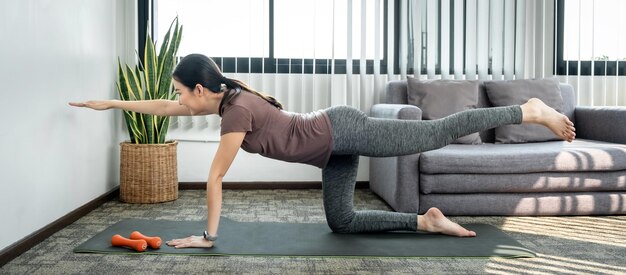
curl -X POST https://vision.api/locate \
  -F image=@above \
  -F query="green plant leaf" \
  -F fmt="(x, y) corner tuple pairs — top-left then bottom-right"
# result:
(125, 65), (143, 100)
(171, 25), (183, 63)
(157, 17), (175, 82)
(144, 113), (154, 144)
(157, 47), (175, 100)
(158, 18), (181, 102)
(117, 60), (143, 143)
(116, 77), (135, 143)
(135, 65), (143, 96)
(145, 34), (158, 100)
(160, 22), (183, 103)
(158, 116), (170, 143)
(125, 111), (143, 143)
(127, 66), (146, 143)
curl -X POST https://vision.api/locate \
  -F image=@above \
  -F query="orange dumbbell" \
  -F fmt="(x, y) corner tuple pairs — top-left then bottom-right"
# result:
(130, 231), (162, 249)
(111, 234), (147, 252)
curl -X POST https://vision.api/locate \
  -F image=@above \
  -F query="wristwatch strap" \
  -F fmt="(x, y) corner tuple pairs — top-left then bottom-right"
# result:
(203, 230), (218, 241)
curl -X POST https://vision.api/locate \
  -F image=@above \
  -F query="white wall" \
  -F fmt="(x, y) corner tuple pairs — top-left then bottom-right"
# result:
(0, 0), (133, 251)
(175, 141), (369, 183)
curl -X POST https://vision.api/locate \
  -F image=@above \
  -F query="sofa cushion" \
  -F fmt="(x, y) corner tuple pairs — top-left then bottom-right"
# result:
(421, 171), (626, 194)
(484, 77), (564, 143)
(406, 77), (482, 144)
(419, 193), (626, 215)
(419, 139), (626, 174)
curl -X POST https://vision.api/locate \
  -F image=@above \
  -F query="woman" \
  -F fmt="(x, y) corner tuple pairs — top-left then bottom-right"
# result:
(69, 54), (576, 249)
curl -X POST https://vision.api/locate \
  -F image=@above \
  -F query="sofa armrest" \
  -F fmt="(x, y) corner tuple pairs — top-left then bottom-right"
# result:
(369, 103), (422, 213)
(370, 104), (422, 120)
(575, 106), (626, 144)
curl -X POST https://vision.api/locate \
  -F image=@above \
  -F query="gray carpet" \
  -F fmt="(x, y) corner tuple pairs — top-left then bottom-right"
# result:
(2, 189), (626, 274)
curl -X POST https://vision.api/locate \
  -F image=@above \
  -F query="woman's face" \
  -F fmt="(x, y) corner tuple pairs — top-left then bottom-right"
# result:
(172, 79), (199, 114)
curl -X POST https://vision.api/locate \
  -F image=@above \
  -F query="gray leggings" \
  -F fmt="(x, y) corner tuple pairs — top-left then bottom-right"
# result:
(322, 105), (522, 233)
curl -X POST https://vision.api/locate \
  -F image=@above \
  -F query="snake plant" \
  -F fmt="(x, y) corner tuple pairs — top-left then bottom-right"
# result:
(116, 17), (183, 144)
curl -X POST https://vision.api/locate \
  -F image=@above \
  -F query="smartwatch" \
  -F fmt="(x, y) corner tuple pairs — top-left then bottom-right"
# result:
(203, 230), (218, 242)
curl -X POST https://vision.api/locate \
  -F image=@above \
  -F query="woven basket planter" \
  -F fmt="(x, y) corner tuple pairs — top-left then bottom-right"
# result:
(119, 140), (178, 203)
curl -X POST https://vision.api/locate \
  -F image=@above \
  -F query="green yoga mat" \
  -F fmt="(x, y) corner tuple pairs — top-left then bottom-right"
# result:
(74, 218), (536, 258)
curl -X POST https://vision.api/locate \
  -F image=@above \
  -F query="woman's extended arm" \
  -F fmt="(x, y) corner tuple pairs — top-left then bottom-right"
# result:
(68, 99), (193, 116)
(166, 131), (245, 248)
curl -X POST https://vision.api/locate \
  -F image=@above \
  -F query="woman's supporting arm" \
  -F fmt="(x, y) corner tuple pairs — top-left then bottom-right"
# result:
(164, 132), (245, 249)
(206, 132), (246, 239)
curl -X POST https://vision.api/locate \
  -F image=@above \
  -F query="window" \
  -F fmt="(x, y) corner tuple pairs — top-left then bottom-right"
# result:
(156, 0), (269, 58)
(274, 0), (384, 60)
(556, 0), (626, 76)
(142, 0), (387, 74)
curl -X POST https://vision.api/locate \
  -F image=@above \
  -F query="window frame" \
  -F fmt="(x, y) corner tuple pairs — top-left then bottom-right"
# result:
(139, 0), (389, 74)
(555, 0), (626, 76)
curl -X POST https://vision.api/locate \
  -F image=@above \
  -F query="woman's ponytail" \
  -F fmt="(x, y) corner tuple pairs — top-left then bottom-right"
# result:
(173, 54), (284, 116)
(220, 77), (284, 113)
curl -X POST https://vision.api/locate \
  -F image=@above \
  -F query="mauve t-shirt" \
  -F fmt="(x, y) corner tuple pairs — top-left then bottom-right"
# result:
(220, 91), (333, 169)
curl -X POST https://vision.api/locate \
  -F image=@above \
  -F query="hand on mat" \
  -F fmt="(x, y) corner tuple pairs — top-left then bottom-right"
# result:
(166, 235), (214, 249)
(68, 101), (113, 110)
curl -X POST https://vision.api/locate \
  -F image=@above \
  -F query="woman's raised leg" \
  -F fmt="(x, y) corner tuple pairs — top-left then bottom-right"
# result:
(325, 98), (575, 157)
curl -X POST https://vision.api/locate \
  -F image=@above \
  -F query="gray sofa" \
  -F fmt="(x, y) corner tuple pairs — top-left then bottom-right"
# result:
(370, 80), (626, 215)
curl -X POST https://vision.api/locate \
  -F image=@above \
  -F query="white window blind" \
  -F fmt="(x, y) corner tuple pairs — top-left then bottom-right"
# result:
(559, 0), (626, 106)
(404, 0), (552, 82)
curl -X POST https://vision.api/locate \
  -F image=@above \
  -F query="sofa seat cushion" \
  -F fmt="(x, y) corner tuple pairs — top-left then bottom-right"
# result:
(421, 171), (626, 194)
(419, 192), (626, 215)
(419, 139), (626, 174)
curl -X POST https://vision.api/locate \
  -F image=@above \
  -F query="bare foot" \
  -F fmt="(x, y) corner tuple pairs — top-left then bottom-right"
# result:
(417, 207), (477, 237)
(521, 98), (576, 142)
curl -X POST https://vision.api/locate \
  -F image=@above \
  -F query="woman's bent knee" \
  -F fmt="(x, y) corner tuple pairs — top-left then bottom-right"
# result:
(326, 215), (355, 233)
(327, 222), (352, 233)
